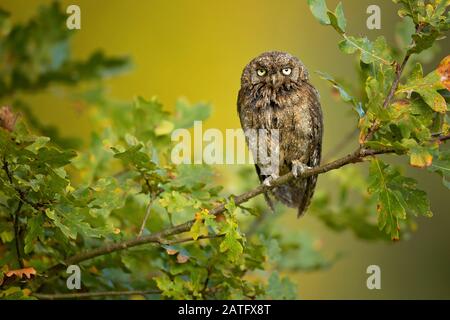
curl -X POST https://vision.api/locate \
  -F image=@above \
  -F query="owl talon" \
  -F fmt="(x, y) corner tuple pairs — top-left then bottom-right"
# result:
(292, 161), (311, 178)
(263, 174), (279, 187)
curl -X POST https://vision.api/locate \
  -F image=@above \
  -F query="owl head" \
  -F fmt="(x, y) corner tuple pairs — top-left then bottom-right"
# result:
(240, 51), (309, 91)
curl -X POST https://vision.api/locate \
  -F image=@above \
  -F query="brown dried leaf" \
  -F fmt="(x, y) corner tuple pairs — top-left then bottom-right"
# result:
(5, 267), (37, 280)
(166, 248), (178, 255)
(0, 106), (18, 132)
(176, 253), (189, 264)
(215, 213), (225, 223)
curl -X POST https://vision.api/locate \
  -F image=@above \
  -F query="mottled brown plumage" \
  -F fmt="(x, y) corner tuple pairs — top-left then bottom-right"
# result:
(237, 51), (323, 217)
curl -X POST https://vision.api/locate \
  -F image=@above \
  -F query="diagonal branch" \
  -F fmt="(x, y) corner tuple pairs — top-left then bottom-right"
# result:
(44, 147), (386, 273)
(44, 134), (449, 275)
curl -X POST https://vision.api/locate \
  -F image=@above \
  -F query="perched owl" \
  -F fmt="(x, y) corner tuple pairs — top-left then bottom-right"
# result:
(237, 51), (323, 217)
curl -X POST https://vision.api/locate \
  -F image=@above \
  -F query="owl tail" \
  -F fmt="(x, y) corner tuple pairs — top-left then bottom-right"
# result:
(297, 202), (308, 218)
(296, 175), (318, 218)
(264, 192), (275, 213)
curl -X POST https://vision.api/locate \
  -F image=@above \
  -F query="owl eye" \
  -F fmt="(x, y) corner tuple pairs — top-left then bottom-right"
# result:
(282, 67), (292, 76)
(256, 69), (267, 76)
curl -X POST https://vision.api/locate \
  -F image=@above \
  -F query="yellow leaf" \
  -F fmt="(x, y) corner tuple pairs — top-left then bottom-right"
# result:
(410, 150), (433, 168)
(155, 120), (174, 136)
(437, 55), (450, 91)
(22, 289), (32, 296)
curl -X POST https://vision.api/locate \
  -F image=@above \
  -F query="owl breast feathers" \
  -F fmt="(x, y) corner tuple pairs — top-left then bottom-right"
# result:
(237, 51), (323, 217)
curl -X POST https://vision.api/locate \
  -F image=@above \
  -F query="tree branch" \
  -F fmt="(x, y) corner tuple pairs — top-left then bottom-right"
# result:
(33, 289), (161, 300)
(138, 197), (153, 238)
(43, 134), (449, 276)
(13, 202), (24, 268)
(363, 43), (413, 143)
(3, 159), (24, 268)
(383, 52), (411, 109)
(43, 147), (380, 272)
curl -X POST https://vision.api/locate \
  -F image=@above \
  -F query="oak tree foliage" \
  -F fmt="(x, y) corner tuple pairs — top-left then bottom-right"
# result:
(0, 1), (449, 299)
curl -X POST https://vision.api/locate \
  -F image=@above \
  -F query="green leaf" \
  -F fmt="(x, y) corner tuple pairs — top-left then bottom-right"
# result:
(396, 70), (447, 113)
(394, 0), (449, 54)
(307, 0), (331, 25)
(339, 36), (392, 65)
(113, 144), (156, 172)
(316, 71), (364, 117)
(0, 2), (130, 99)
(263, 272), (297, 300)
(87, 177), (126, 218)
(36, 147), (76, 168)
(0, 229), (14, 243)
(155, 274), (189, 299)
(334, 2), (346, 32)
(46, 204), (110, 240)
(169, 164), (215, 191)
(395, 16), (416, 49)
(24, 215), (45, 254)
(277, 231), (334, 270)
(159, 191), (195, 213)
(219, 230), (243, 262)
(25, 137), (50, 153)
(401, 139), (434, 168)
(327, 2), (346, 34)
(377, 99), (433, 146)
(428, 149), (450, 189)
(133, 96), (170, 132)
(409, 29), (441, 55)
(189, 217), (209, 241)
(265, 238), (281, 264)
(154, 120), (174, 136)
(173, 98), (211, 129)
(368, 159), (432, 240)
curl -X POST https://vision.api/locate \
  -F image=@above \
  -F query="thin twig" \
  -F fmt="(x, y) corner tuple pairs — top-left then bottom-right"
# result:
(138, 197), (153, 238)
(13, 202), (24, 268)
(383, 52), (411, 109)
(2, 158), (13, 184)
(200, 265), (212, 298)
(33, 289), (161, 300)
(362, 39), (414, 144)
(3, 159), (24, 268)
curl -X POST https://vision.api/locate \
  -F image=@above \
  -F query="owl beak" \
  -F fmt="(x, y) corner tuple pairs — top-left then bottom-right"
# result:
(271, 75), (277, 85)
(270, 74), (283, 88)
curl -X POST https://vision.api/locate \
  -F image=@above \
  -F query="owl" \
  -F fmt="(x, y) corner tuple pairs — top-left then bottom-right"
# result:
(237, 51), (323, 217)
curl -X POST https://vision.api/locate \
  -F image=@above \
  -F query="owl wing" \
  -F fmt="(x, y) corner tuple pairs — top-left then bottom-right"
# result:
(296, 84), (323, 217)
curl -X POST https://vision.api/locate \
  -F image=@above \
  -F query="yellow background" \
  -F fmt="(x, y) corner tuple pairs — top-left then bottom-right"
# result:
(2, 0), (449, 299)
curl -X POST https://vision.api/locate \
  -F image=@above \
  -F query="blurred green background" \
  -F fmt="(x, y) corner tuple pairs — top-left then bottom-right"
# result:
(1, 0), (449, 299)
